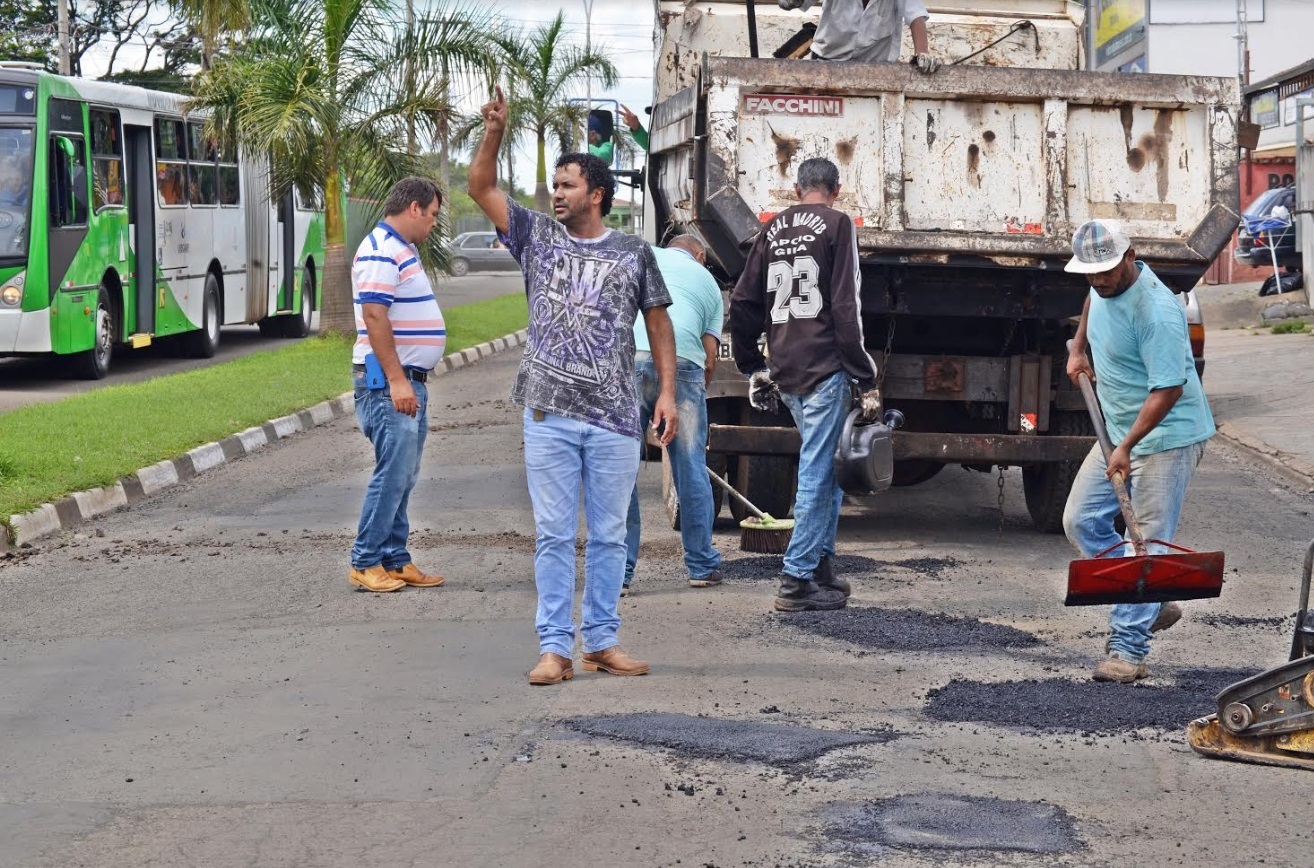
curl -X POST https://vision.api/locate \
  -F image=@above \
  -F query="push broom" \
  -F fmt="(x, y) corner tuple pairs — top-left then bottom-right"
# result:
(706, 467), (794, 555)
(1064, 366), (1225, 606)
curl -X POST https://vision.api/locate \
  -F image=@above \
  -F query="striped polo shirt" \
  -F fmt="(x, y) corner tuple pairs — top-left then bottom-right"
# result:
(352, 221), (446, 371)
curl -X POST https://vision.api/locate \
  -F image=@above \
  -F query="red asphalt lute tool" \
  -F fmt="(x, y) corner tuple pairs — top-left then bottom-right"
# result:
(1064, 368), (1225, 606)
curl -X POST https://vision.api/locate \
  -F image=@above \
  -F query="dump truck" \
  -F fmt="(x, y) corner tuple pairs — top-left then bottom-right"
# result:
(646, 0), (1241, 531)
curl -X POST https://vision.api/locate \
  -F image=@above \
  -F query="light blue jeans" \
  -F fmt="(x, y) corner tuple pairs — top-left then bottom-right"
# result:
(780, 370), (851, 580)
(625, 357), (723, 583)
(351, 377), (428, 570)
(1062, 439), (1207, 663)
(523, 409), (641, 658)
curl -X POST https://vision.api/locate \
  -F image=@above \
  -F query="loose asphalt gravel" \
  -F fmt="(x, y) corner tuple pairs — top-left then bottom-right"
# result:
(923, 666), (1256, 734)
(779, 606), (1041, 651)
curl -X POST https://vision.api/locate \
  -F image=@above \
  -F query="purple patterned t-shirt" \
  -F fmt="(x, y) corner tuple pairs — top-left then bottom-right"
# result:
(499, 197), (670, 439)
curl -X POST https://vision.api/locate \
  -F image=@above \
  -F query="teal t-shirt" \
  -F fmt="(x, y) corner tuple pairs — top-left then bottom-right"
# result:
(633, 246), (723, 367)
(1086, 262), (1215, 456)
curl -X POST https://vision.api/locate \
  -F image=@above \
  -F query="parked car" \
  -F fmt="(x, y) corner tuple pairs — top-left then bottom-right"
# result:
(1235, 185), (1300, 270)
(446, 231), (517, 276)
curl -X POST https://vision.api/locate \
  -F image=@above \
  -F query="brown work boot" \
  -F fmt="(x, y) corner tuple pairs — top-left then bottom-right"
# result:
(1092, 653), (1149, 683)
(387, 563), (445, 587)
(528, 653), (574, 686)
(349, 565), (406, 593)
(581, 646), (650, 676)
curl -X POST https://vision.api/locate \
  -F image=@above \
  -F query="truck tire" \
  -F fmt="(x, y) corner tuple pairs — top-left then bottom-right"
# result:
(1023, 411), (1095, 534)
(729, 455), (796, 522)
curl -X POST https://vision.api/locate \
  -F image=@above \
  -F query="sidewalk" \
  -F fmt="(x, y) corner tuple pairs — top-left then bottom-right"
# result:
(1196, 281), (1314, 486)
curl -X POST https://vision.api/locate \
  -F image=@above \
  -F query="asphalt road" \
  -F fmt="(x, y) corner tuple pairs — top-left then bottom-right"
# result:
(0, 271), (522, 414)
(3, 348), (1314, 867)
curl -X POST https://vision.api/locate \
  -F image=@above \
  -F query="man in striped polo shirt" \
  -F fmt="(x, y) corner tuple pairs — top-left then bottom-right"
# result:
(349, 177), (448, 593)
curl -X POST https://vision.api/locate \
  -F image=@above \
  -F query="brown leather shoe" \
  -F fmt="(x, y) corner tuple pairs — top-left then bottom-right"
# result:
(581, 646), (650, 676)
(349, 565), (406, 593)
(528, 653), (574, 686)
(387, 563), (445, 587)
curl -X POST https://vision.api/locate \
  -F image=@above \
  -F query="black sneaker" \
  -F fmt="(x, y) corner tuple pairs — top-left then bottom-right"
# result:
(814, 556), (851, 598)
(774, 573), (847, 612)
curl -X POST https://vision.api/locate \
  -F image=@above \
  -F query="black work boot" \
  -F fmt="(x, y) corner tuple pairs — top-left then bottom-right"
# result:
(814, 556), (851, 598)
(774, 573), (847, 612)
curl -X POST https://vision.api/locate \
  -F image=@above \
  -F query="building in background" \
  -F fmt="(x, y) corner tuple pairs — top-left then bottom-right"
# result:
(1087, 1), (1314, 282)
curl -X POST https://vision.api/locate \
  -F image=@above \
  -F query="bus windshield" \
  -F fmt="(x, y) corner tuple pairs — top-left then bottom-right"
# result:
(0, 126), (35, 259)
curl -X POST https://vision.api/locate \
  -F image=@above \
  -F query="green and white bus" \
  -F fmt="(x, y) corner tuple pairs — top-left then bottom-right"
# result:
(0, 62), (326, 379)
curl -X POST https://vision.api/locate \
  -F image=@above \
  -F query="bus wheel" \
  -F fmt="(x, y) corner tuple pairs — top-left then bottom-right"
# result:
(183, 275), (221, 358)
(73, 298), (113, 380)
(282, 267), (313, 338)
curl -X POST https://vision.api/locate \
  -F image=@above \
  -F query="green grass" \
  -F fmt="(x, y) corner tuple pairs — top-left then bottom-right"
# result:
(0, 292), (527, 522)
(1271, 319), (1309, 335)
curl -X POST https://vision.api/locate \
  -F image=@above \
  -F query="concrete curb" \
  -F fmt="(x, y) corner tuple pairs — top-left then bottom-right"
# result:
(1214, 420), (1314, 493)
(2, 328), (529, 552)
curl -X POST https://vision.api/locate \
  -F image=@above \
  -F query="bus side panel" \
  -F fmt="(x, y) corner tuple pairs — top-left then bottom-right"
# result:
(294, 203), (326, 309)
(215, 198), (245, 324)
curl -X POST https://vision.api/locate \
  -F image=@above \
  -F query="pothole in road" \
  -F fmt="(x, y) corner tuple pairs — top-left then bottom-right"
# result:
(820, 794), (1082, 857)
(561, 712), (898, 766)
(924, 666), (1254, 734)
(718, 554), (882, 583)
(781, 606), (1041, 652)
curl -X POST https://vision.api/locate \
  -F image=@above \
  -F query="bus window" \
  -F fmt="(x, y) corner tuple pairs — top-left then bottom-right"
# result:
(187, 121), (217, 206)
(217, 129), (239, 206)
(0, 127), (34, 255)
(154, 117), (187, 206)
(294, 184), (321, 212)
(90, 108), (124, 210)
(49, 134), (88, 227)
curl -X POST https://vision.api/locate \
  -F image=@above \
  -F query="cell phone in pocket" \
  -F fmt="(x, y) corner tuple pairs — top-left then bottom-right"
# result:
(363, 353), (387, 389)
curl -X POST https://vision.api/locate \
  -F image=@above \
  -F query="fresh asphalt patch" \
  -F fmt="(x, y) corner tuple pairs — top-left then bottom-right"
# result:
(718, 554), (882, 584)
(923, 666), (1254, 734)
(560, 712), (898, 766)
(1196, 612), (1292, 629)
(779, 606), (1041, 652)
(818, 794), (1082, 858)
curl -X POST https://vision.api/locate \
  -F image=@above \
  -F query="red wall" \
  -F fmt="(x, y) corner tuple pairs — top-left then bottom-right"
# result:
(1204, 157), (1296, 285)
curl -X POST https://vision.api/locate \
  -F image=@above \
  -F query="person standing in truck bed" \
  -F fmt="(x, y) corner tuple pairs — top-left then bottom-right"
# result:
(778, 0), (941, 73)
(729, 157), (882, 612)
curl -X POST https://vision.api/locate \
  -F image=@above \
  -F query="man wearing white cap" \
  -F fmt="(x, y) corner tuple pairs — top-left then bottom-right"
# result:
(1062, 219), (1215, 683)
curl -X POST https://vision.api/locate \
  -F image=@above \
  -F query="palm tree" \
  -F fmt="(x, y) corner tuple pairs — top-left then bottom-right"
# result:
(493, 12), (618, 212)
(190, 0), (498, 335)
(170, 0), (251, 69)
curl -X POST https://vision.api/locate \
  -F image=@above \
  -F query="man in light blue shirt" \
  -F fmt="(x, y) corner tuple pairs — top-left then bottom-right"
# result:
(625, 235), (725, 592)
(1063, 219), (1215, 683)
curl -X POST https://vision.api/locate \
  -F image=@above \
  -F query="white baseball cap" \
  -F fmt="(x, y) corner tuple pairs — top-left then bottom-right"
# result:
(1064, 219), (1132, 274)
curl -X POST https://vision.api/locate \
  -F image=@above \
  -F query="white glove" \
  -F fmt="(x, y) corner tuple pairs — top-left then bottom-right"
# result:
(913, 53), (941, 74)
(748, 370), (781, 413)
(859, 387), (883, 423)
(777, 0), (806, 9)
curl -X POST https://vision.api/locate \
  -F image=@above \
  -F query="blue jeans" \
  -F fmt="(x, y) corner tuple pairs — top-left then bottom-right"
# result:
(523, 409), (641, 658)
(1062, 439), (1207, 663)
(351, 377), (428, 570)
(625, 357), (723, 583)
(780, 370), (851, 580)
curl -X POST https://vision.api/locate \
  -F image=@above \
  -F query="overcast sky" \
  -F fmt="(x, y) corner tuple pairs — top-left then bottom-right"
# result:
(473, 1), (659, 185)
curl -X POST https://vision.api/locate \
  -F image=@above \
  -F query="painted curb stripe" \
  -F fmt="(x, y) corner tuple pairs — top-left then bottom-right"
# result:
(3, 328), (526, 551)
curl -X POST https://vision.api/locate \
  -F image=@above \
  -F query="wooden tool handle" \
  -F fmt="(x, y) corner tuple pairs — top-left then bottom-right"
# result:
(706, 466), (769, 521)
(1074, 369), (1147, 554)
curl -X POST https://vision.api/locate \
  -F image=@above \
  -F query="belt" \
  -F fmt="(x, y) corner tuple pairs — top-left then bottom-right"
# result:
(351, 364), (429, 383)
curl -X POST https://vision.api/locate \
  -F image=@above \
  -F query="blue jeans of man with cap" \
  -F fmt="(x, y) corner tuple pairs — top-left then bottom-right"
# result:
(1063, 440), (1205, 666)
(624, 355), (723, 589)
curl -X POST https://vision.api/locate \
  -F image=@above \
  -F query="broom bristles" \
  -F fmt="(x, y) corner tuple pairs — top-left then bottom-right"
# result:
(740, 518), (793, 554)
